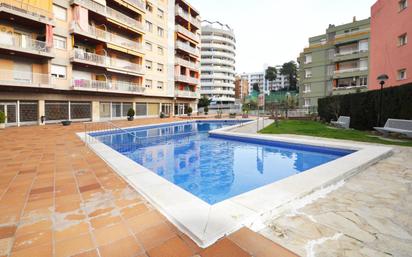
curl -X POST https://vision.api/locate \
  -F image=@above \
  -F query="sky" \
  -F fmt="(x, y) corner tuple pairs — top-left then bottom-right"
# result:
(190, 0), (376, 73)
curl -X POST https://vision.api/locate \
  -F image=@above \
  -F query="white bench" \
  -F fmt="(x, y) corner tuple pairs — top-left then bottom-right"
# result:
(331, 116), (350, 129)
(374, 119), (412, 138)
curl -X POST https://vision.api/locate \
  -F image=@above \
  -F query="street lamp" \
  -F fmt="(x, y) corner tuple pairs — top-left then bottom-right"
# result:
(377, 74), (389, 127)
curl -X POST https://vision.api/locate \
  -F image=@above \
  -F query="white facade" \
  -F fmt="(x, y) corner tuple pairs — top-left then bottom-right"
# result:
(200, 21), (236, 104)
(241, 66), (289, 95)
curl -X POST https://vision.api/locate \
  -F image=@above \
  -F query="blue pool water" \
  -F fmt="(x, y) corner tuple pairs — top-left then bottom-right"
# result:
(92, 121), (353, 204)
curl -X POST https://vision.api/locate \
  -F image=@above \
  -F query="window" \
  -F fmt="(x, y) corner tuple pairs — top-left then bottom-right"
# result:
(305, 69), (312, 78)
(51, 65), (66, 79)
(53, 4), (67, 21)
(158, 46), (164, 55)
(157, 81), (164, 89)
(146, 3), (153, 12)
(145, 60), (152, 70)
(157, 63), (164, 72)
(360, 76), (368, 86)
(136, 103), (147, 116)
(304, 98), (311, 107)
(53, 35), (66, 50)
(157, 8), (164, 19)
(399, 33), (408, 46)
(304, 54), (312, 64)
(398, 69), (407, 80)
(145, 21), (153, 32)
(157, 27), (164, 37)
(145, 42), (152, 51)
(304, 84), (311, 93)
(399, 0), (408, 11)
(145, 79), (153, 88)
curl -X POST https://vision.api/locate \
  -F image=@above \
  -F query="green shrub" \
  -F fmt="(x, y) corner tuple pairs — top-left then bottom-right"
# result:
(187, 107), (193, 114)
(127, 108), (135, 117)
(204, 106), (209, 114)
(0, 111), (5, 124)
(318, 83), (412, 130)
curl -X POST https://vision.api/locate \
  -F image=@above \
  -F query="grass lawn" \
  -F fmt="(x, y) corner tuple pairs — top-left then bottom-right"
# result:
(260, 120), (412, 147)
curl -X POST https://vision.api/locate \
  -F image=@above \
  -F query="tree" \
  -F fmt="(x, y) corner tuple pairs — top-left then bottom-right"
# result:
(265, 66), (277, 83)
(281, 93), (297, 119)
(252, 83), (260, 93)
(280, 61), (298, 91)
(198, 96), (211, 108)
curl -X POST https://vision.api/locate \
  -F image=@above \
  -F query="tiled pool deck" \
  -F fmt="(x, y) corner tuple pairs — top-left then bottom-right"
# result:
(0, 118), (298, 257)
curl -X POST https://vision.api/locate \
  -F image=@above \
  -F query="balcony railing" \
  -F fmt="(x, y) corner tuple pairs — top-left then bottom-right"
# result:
(175, 6), (201, 28)
(72, 49), (143, 74)
(335, 49), (368, 57)
(0, 0), (53, 22)
(175, 41), (200, 56)
(122, 0), (145, 11)
(0, 69), (51, 87)
(71, 22), (142, 51)
(175, 90), (199, 98)
(72, 79), (145, 94)
(0, 32), (51, 54)
(176, 25), (200, 42)
(175, 75), (199, 85)
(334, 28), (370, 40)
(106, 6), (143, 30)
(334, 67), (368, 75)
(175, 57), (199, 70)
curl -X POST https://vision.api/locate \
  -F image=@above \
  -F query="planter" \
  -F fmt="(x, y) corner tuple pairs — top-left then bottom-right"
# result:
(61, 120), (72, 126)
(242, 114), (249, 118)
(0, 123), (5, 129)
(127, 117), (134, 121)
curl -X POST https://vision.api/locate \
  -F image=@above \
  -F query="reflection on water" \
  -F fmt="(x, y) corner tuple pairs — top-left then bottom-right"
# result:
(96, 122), (350, 204)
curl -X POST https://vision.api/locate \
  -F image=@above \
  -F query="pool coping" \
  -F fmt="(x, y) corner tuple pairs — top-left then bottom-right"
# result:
(77, 119), (393, 248)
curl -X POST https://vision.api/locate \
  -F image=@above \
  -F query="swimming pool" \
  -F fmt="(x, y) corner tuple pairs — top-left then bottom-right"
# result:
(91, 121), (354, 204)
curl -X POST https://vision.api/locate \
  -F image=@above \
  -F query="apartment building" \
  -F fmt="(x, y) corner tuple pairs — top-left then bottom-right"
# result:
(241, 69), (288, 95)
(370, 0), (411, 89)
(234, 75), (249, 101)
(174, 0), (201, 115)
(0, 0), (200, 126)
(200, 20), (236, 104)
(298, 18), (370, 108)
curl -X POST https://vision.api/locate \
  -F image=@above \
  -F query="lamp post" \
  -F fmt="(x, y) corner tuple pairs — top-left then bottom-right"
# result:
(377, 74), (389, 127)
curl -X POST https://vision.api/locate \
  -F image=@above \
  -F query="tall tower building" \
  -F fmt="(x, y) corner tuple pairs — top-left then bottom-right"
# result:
(200, 21), (236, 105)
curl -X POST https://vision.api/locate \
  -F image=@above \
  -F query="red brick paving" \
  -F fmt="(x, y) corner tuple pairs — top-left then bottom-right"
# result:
(0, 118), (300, 257)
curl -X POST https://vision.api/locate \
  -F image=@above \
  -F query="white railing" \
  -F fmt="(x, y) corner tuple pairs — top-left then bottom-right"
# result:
(71, 21), (142, 51)
(0, 69), (51, 87)
(175, 75), (199, 85)
(0, 0), (53, 21)
(106, 6), (143, 30)
(175, 6), (201, 27)
(72, 79), (145, 94)
(201, 59), (234, 66)
(0, 32), (51, 53)
(334, 67), (368, 75)
(201, 43), (235, 53)
(201, 89), (235, 95)
(335, 28), (370, 40)
(176, 25), (200, 42)
(175, 57), (199, 70)
(72, 49), (143, 74)
(335, 49), (368, 57)
(201, 51), (235, 60)
(175, 41), (200, 56)
(175, 90), (199, 98)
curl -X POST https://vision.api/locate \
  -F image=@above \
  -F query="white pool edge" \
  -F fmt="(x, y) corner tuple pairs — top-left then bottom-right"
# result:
(77, 120), (393, 248)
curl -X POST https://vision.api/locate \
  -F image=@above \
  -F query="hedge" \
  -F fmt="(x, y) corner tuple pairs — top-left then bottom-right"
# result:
(318, 83), (412, 130)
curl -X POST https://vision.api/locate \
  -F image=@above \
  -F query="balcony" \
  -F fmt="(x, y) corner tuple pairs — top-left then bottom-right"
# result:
(175, 57), (199, 70)
(175, 75), (199, 85)
(175, 90), (199, 98)
(71, 49), (144, 75)
(334, 67), (368, 75)
(72, 79), (145, 94)
(176, 25), (200, 42)
(201, 89), (235, 96)
(0, 69), (52, 88)
(334, 28), (370, 40)
(106, 6), (144, 31)
(175, 41), (200, 56)
(175, 6), (201, 28)
(0, 0), (54, 25)
(0, 32), (54, 58)
(334, 49), (369, 62)
(115, 0), (145, 12)
(70, 22), (143, 53)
